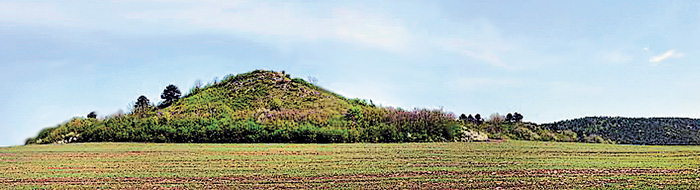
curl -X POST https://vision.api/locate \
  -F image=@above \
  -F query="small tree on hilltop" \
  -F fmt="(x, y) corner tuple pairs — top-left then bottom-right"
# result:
(459, 114), (468, 121)
(513, 112), (524, 123)
(474, 114), (483, 125)
(134, 95), (152, 112)
(506, 113), (513, 123)
(467, 114), (475, 124)
(136, 95), (150, 107)
(159, 84), (181, 108)
(87, 111), (97, 119)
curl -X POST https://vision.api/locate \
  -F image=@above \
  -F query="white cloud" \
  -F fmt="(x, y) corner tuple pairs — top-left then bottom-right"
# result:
(124, 2), (412, 52)
(649, 49), (684, 64)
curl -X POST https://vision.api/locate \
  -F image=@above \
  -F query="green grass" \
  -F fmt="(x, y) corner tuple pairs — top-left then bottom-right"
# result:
(2, 141), (700, 189)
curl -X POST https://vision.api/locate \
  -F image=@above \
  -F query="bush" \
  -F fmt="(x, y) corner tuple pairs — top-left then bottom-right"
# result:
(269, 98), (283, 111)
(584, 134), (606, 143)
(556, 130), (578, 142)
(537, 130), (557, 141)
(512, 127), (540, 141)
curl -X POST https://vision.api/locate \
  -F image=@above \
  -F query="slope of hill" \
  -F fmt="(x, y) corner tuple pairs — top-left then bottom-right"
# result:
(542, 117), (700, 145)
(26, 70), (462, 144)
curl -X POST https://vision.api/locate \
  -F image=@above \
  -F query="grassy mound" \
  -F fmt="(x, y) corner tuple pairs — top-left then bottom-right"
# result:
(27, 70), (461, 144)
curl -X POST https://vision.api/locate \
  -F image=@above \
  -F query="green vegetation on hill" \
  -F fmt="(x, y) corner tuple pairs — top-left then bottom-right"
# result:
(542, 116), (700, 145)
(26, 70), (464, 144)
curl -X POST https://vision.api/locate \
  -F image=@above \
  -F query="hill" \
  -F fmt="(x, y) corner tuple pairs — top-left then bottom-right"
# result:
(542, 117), (700, 145)
(26, 70), (464, 144)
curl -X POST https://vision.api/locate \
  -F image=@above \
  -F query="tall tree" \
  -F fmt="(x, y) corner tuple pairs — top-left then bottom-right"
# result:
(134, 95), (151, 111)
(513, 112), (524, 123)
(459, 113), (468, 121)
(160, 84), (181, 108)
(467, 114), (475, 123)
(506, 113), (513, 123)
(474, 114), (483, 125)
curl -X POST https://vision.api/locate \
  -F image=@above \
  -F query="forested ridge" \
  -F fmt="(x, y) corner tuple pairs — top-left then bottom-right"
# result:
(542, 117), (700, 145)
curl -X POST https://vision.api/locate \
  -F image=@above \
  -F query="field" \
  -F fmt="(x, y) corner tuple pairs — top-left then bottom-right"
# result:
(2, 141), (700, 189)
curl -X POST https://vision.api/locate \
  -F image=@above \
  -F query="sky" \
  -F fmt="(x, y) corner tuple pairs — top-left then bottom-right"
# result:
(1, 0), (699, 146)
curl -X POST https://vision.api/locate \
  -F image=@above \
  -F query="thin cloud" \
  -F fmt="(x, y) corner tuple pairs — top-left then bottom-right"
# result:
(125, 2), (413, 52)
(601, 51), (632, 65)
(455, 77), (520, 91)
(437, 38), (512, 68)
(649, 49), (684, 64)
(0, 2), (75, 26)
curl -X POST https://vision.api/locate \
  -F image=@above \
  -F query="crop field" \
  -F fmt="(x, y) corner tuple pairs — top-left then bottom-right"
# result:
(2, 141), (700, 189)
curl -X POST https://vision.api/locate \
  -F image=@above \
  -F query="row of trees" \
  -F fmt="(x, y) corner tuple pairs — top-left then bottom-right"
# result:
(88, 84), (182, 118)
(458, 112), (523, 125)
(139, 84), (182, 110)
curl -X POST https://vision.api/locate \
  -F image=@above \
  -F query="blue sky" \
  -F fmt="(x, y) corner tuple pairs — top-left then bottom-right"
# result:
(1, 0), (699, 146)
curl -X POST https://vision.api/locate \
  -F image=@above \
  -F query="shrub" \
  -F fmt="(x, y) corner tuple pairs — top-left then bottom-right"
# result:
(584, 134), (606, 143)
(513, 127), (540, 141)
(269, 98), (283, 111)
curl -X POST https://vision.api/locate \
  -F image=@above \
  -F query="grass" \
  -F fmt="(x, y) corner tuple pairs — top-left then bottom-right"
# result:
(2, 141), (700, 189)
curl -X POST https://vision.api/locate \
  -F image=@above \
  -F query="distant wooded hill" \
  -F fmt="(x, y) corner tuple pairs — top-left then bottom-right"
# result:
(542, 117), (700, 145)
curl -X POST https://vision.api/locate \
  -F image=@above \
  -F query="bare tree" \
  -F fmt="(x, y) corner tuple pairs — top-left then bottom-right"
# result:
(489, 113), (505, 123)
(307, 76), (318, 85)
(194, 79), (203, 89)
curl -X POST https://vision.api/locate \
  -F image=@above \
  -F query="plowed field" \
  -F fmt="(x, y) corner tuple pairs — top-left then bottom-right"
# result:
(2, 141), (699, 189)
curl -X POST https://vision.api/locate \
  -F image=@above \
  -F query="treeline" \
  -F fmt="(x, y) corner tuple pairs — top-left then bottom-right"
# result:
(456, 112), (578, 142)
(542, 117), (700, 145)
